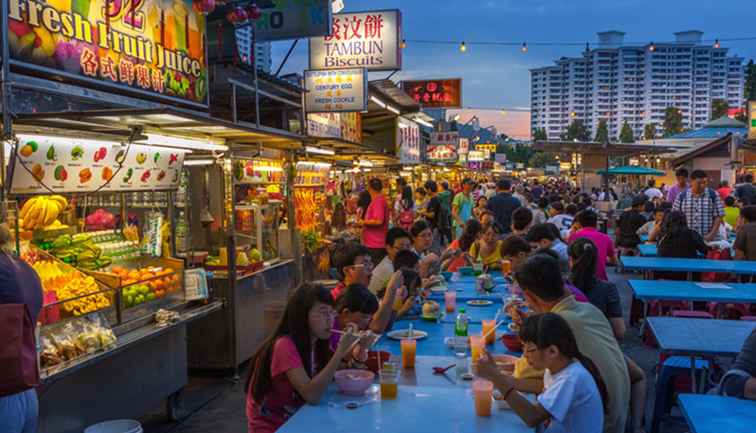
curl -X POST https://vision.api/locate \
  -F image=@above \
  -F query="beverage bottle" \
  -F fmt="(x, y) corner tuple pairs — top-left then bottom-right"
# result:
(455, 308), (469, 337)
(175, 211), (187, 253)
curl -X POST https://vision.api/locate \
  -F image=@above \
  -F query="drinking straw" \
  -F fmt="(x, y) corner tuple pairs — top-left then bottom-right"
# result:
(481, 320), (505, 341)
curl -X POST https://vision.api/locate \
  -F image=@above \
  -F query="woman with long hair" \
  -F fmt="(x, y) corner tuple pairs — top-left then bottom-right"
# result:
(356, 190), (372, 220)
(246, 283), (359, 433)
(441, 219), (483, 272)
(394, 185), (415, 231)
(469, 221), (503, 268)
(472, 195), (488, 220)
(657, 210), (708, 259)
(477, 313), (608, 432)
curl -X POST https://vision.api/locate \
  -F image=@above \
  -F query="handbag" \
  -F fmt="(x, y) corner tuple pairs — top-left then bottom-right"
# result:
(0, 303), (39, 397)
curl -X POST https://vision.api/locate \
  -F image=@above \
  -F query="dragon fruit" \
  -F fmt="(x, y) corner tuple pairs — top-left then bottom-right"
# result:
(85, 208), (116, 230)
(54, 41), (83, 74)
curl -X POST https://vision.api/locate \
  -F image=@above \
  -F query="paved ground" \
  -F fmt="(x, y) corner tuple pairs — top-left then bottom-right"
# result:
(140, 266), (691, 433)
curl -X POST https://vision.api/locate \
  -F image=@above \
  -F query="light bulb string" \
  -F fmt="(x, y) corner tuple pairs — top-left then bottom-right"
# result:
(403, 36), (756, 48)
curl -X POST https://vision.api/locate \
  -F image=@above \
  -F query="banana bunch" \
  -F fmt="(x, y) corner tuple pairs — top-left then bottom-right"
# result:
(19, 195), (68, 230)
(58, 276), (111, 317)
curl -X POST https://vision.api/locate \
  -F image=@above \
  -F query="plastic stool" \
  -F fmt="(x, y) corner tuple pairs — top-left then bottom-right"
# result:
(650, 356), (710, 433)
(670, 310), (714, 319)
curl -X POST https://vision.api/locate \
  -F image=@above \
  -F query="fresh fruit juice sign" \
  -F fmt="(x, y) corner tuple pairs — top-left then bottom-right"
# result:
(7, 0), (208, 106)
(10, 136), (186, 194)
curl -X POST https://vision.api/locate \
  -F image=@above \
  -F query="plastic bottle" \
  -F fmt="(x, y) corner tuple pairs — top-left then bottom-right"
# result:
(455, 308), (469, 337)
(175, 211), (187, 253)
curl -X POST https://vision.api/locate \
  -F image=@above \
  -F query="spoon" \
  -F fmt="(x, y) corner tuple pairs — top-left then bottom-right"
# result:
(433, 364), (456, 375)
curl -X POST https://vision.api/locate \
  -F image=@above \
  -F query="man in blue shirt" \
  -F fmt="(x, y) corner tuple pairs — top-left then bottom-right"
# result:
(486, 179), (521, 234)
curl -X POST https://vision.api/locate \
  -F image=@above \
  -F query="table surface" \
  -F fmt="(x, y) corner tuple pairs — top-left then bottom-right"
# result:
(637, 244), (657, 257)
(678, 394), (756, 433)
(277, 356), (533, 433)
(427, 274), (512, 302)
(620, 256), (756, 274)
(629, 279), (756, 303)
(647, 317), (756, 356)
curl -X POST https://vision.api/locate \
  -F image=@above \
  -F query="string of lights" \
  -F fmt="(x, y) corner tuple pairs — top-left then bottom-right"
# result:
(399, 36), (756, 53)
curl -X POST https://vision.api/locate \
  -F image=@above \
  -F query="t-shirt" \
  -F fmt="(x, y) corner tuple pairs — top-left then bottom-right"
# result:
(0, 253), (43, 324)
(616, 210), (647, 248)
(732, 329), (756, 377)
(538, 361), (604, 433)
(425, 196), (442, 230)
(549, 214), (574, 235)
(568, 228), (615, 281)
(666, 184), (687, 204)
(581, 278), (623, 319)
(469, 240), (503, 267)
(368, 256), (394, 295)
(486, 192), (521, 234)
(724, 206), (740, 228)
(438, 190), (453, 215)
(736, 183), (756, 205)
(246, 336), (307, 433)
(718, 186), (733, 201)
(551, 296), (630, 433)
(362, 194), (389, 249)
(452, 192), (473, 228)
(644, 188), (663, 200)
(734, 222), (756, 260)
(330, 282), (346, 302)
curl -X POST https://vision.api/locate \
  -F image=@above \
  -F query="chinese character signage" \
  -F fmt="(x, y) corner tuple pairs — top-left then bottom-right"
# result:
(467, 150), (488, 162)
(306, 112), (362, 144)
(427, 131), (458, 163)
(309, 9), (402, 71)
(253, 0), (332, 41)
(401, 79), (462, 108)
(476, 143), (497, 153)
(340, 112), (362, 144)
(397, 117), (420, 165)
(10, 135), (186, 194)
(8, 0), (208, 107)
(458, 138), (469, 154)
(305, 68), (367, 112)
(749, 101), (756, 140)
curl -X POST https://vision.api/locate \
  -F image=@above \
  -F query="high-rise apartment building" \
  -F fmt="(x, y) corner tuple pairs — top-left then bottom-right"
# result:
(530, 31), (745, 140)
(235, 28), (273, 73)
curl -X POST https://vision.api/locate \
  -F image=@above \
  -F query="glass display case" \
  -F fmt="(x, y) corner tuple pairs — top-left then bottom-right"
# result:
(234, 201), (281, 264)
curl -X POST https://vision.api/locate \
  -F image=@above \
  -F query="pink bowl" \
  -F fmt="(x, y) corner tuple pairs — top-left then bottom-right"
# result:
(334, 369), (375, 396)
(500, 333), (523, 352)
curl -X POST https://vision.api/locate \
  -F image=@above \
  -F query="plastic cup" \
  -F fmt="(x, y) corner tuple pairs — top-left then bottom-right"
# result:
(470, 335), (484, 364)
(501, 259), (512, 275)
(401, 339), (416, 369)
(380, 360), (399, 400)
(444, 290), (456, 313)
(473, 379), (494, 416)
(482, 320), (496, 345)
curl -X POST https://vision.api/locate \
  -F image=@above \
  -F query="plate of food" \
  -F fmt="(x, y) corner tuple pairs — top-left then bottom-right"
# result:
(387, 329), (428, 340)
(467, 299), (494, 306)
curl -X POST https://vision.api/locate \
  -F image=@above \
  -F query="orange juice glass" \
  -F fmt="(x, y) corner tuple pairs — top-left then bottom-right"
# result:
(444, 290), (456, 313)
(473, 379), (493, 416)
(482, 320), (496, 345)
(380, 360), (399, 400)
(401, 339), (416, 369)
(470, 335), (484, 364)
(501, 259), (512, 275)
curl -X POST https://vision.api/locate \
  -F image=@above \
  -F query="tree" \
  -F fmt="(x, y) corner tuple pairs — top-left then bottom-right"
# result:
(662, 107), (684, 137)
(532, 128), (547, 141)
(711, 99), (729, 120)
(565, 119), (590, 142)
(643, 123), (657, 140)
(619, 121), (635, 143)
(528, 151), (550, 168)
(594, 119), (609, 143)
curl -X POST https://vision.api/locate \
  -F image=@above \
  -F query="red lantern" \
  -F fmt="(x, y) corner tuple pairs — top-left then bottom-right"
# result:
(226, 6), (248, 24)
(246, 3), (262, 20)
(192, 0), (215, 15)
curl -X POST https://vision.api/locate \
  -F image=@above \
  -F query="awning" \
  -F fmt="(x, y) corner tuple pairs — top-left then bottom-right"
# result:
(11, 107), (306, 151)
(597, 166), (665, 176)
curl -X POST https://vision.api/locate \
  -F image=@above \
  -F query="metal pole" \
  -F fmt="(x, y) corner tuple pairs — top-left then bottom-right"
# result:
(1, 0), (11, 219)
(286, 152), (301, 287)
(274, 39), (299, 77)
(252, 27), (261, 127)
(231, 83), (237, 123)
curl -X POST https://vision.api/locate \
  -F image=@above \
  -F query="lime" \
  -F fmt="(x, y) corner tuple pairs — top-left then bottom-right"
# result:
(146, 293), (156, 302)
(134, 295), (145, 305)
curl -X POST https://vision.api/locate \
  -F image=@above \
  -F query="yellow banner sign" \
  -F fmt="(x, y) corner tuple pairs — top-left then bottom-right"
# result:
(8, 0), (207, 106)
(476, 143), (497, 153)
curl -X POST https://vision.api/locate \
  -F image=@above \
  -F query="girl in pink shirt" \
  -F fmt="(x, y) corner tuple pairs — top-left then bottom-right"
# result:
(246, 283), (360, 433)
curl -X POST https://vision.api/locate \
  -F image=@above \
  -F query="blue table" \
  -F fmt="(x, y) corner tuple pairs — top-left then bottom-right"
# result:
(427, 274), (512, 302)
(630, 279), (756, 303)
(277, 356), (534, 433)
(638, 244), (657, 257)
(678, 394), (756, 433)
(647, 317), (756, 392)
(620, 256), (756, 277)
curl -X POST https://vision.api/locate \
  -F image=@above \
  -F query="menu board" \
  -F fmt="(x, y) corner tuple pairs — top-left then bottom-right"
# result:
(10, 136), (186, 194)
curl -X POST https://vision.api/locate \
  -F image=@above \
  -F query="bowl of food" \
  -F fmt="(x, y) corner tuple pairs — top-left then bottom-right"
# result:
(334, 369), (376, 396)
(441, 271), (453, 282)
(458, 266), (474, 276)
(500, 333), (523, 353)
(422, 301), (441, 321)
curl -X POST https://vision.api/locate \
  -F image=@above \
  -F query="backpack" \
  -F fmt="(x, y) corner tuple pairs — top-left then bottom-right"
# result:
(398, 203), (414, 230)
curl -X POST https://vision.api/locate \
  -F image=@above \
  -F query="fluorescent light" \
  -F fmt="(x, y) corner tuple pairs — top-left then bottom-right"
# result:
(183, 158), (216, 166)
(305, 146), (335, 156)
(370, 96), (386, 108)
(255, 165), (284, 172)
(356, 160), (374, 167)
(331, 0), (344, 13)
(17, 134), (119, 148)
(298, 161), (332, 170)
(415, 119), (433, 128)
(387, 105), (401, 115)
(139, 133), (228, 152)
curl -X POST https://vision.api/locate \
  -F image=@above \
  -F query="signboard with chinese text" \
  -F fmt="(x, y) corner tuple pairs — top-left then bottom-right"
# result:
(304, 68), (367, 112)
(397, 117), (420, 165)
(458, 138), (469, 154)
(545, 165), (560, 175)
(306, 112), (362, 144)
(309, 9), (402, 71)
(749, 101), (756, 140)
(476, 143), (497, 153)
(340, 112), (362, 143)
(8, 0), (208, 107)
(401, 79), (462, 108)
(10, 136), (185, 194)
(467, 150), (489, 162)
(252, 0), (332, 41)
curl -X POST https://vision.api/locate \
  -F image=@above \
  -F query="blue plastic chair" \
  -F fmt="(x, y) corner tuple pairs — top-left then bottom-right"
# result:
(650, 356), (710, 433)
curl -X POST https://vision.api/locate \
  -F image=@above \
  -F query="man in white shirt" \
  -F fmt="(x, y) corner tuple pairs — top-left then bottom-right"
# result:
(547, 202), (574, 237)
(643, 180), (663, 201)
(368, 227), (412, 295)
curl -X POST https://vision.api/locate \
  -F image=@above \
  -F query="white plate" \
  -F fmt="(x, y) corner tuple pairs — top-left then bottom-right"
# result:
(466, 300), (493, 306)
(429, 285), (448, 293)
(387, 329), (429, 340)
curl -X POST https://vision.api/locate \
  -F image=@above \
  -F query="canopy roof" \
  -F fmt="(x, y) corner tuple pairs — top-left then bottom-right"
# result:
(597, 166), (665, 176)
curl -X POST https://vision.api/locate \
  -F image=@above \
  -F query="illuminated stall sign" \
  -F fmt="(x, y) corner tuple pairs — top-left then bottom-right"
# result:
(304, 68), (368, 112)
(8, 0), (208, 106)
(401, 79), (462, 108)
(476, 143), (497, 153)
(427, 131), (458, 163)
(309, 9), (402, 71)
(252, 0), (332, 41)
(397, 117), (420, 165)
(749, 101), (756, 140)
